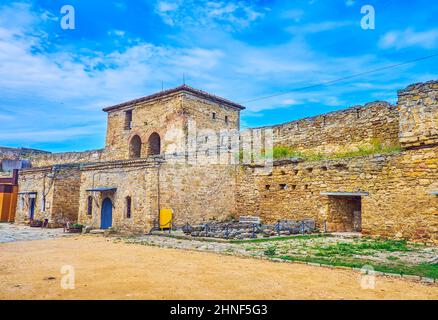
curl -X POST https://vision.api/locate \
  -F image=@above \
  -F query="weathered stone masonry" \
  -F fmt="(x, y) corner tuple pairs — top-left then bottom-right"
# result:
(11, 81), (438, 242)
(15, 165), (81, 226)
(236, 146), (437, 242)
(235, 81), (437, 242)
(77, 160), (238, 232)
(268, 101), (399, 154)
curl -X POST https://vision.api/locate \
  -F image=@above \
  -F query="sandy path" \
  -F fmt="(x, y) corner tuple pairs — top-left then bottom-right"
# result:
(0, 236), (437, 300)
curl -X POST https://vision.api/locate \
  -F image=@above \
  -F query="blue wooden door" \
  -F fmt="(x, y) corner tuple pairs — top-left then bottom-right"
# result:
(29, 198), (35, 219)
(101, 198), (113, 229)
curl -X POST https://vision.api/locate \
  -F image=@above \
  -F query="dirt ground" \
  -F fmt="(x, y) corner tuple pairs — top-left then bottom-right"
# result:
(0, 236), (437, 300)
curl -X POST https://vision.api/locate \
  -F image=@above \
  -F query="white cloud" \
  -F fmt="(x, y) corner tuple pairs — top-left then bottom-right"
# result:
(0, 113), (14, 121)
(379, 28), (438, 49)
(280, 99), (299, 105)
(157, 1), (179, 12)
(287, 20), (353, 35)
(154, 0), (266, 30)
(108, 30), (126, 37)
(281, 9), (304, 22)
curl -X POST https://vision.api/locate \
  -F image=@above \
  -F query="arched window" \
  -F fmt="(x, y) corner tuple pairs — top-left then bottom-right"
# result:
(129, 135), (142, 159)
(126, 196), (132, 219)
(87, 196), (93, 215)
(148, 132), (161, 156)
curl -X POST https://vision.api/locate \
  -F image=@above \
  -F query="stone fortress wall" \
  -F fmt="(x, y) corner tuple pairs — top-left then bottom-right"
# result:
(236, 146), (437, 242)
(235, 81), (437, 242)
(29, 149), (105, 168)
(11, 81), (438, 242)
(0, 147), (104, 169)
(398, 81), (438, 148)
(0, 147), (50, 159)
(266, 101), (400, 154)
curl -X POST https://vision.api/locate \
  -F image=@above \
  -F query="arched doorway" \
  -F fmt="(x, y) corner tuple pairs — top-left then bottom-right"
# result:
(129, 135), (142, 159)
(101, 198), (113, 229)
(148, 132), (161, 156)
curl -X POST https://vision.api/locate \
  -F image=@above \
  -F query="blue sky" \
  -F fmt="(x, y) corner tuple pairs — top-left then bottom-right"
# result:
(0, 0), (437, 152)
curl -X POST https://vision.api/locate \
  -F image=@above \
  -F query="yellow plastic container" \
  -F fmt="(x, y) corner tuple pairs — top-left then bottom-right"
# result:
(159, 208), (173, 229)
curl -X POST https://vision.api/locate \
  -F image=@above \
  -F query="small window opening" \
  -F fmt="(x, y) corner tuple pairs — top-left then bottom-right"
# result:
(281, 170), (286, 175)
(279, 184), (287, 190)
(125, 110), (133, 130)
(307, 168), (313, 173)
(291, 185), (297, 190)
(294, 169), (299, 175)
(87, 196), (93, 215)
(334, 163), (348, 171)
(265, 185), (270, 190)
(225, 115), (228, 124)
(321, 166), (328, 171)
(41, 196), (46, 212)
(212, 112), (216, 120)
(126, 196), (132, 219)
(304, 184), (309, 190)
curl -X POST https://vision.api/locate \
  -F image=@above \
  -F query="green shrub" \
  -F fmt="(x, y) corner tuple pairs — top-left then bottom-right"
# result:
(264, 245), (277, 256)
(235, 140), (401, 163)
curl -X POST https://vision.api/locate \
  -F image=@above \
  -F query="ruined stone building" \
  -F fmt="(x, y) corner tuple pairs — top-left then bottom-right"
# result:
(9, 81), (438, 242)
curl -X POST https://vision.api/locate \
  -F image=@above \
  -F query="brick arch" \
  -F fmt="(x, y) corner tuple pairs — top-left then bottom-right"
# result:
(128, 134), (142, 159)
(147, 132), (161, 156)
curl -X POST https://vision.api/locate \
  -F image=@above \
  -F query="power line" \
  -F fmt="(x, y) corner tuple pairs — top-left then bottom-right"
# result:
(242, 52), (438, 104)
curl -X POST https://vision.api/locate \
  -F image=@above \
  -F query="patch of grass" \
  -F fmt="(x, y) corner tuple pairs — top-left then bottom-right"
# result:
(230, 234), (327, 244)
(277, 255), (438, 279)
(386, 256), (400, 261)
(269, 140), (401, 162)
(279, 255), (363, 269)
(415, 263), (438, 279)
(272, 146), (305, 159)
(329, 140), (401, 159)
(236, 140), (401, 163)
(313, 239), (411, 257)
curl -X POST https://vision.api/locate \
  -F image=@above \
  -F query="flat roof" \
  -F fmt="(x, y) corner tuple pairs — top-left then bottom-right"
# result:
(320, 192), (369, 197)
(86, 187), (117, 192)
(102, 84), (245, 112)
(17, 191), (37, 195)
(0, 185), (13, 193)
